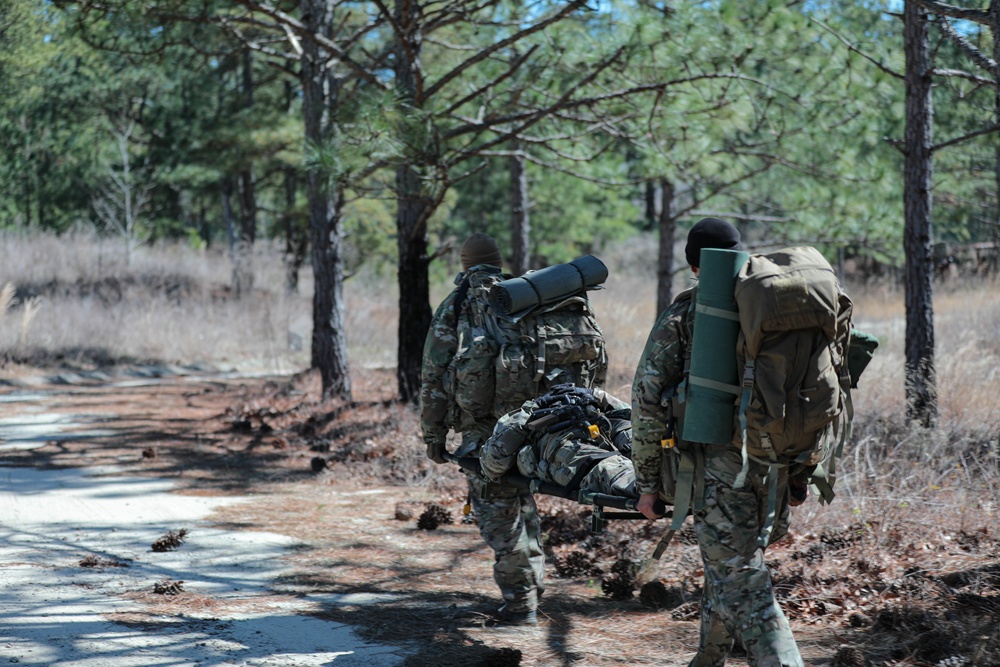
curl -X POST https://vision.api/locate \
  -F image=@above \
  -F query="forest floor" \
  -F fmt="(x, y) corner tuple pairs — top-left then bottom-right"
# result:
(0, 366), (997, 667)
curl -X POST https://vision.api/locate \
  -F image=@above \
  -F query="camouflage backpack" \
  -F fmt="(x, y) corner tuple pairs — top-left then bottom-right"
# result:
(442, 267), (608, 435)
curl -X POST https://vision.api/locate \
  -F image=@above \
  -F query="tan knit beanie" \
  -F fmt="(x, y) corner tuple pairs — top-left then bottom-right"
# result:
(460, 233), (503, 270)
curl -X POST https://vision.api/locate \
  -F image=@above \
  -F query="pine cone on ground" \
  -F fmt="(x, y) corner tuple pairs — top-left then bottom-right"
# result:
(151, 529), (188, 552)
(832, 646), (867, 667)
(600, 558), (637, 600)
(153, 580), (185, 595)
(417, 503), (454, 530)
(554, 550), (602, 578)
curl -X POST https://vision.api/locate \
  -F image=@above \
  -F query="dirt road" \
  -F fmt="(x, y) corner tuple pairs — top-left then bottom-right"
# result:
(0, 369), (407, 666)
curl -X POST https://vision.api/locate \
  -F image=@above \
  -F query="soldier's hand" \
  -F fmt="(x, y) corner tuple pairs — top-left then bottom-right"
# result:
(426, 440), (448, 465)
(638, 492), (665, 520)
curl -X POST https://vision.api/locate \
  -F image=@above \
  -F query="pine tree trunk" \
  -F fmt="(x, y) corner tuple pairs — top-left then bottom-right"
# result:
(301, 0), (351, 401)
(394, 0), (432, 403)
(232, 49), (257, 298)
(396, 170), (433, 403)
(222, 176), (237, 259)
(903, 0), (937, 427)
(509, 142), (530, 276)
(644, 180), (658, 232)
(309, 182), (351, 400)
(656, 178), (676, 317)
(233, 169), (256, 297)
(283, 167), (307, 294)
(993, 2), (1000, 270)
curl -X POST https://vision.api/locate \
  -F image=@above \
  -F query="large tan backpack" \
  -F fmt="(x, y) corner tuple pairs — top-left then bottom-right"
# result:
(728, 246), (857, 532)
(659, 248), (876, 554)
(734, 246), (854, 468)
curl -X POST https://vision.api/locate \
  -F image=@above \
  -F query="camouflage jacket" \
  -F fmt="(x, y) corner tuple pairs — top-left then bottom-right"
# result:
(630, 286), (696, 495)
(480, 388), (631, 487)
(419, 265), (508, 448)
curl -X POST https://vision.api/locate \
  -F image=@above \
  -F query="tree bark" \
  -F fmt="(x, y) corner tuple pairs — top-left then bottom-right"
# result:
(655, 178), (676, 317)
(395, 167), (433, 403)
(233, 48), (258, 297)
(993, 1), (1000, 268)
(302, 0), (351, 401)
(393, 0), (433, 403)
(233, 170), (256, 296)
(903, 0), (937, 427)
(509, 141), (530, 276)
(19, 115), (33, 227)
(222, 176), (237, 257)
(283, 166), (307, 293)
(995, 143), (1000, 266)
(644, 180), (658, 232)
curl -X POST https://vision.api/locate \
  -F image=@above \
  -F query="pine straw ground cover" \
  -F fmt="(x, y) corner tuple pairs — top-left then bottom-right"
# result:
(2, 367), (998, 666)
(212, 374), (1000, 667)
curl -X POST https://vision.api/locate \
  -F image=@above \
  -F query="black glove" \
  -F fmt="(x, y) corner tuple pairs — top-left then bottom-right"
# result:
(426, 440), (448, 464)
(549, 383), (594, 400)
(535, 384), (595, 409)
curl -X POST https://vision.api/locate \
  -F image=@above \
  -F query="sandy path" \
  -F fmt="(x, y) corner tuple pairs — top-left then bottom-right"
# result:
(0, 375), (408, 667)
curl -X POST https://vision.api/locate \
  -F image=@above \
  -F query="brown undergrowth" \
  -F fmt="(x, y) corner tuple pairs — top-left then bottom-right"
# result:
(3, 367), (997, 666)
(207, 370), (1000, 667)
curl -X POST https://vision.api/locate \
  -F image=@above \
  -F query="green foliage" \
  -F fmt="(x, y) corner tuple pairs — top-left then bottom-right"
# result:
(528, 161), (639, 264)
(443, 154), (638, 267)
(342, 187), (396, 275)
(628, 1), (909, 262)
(0, 7), (107, 230)
(4, 0), (982, 276)
(923, 21), (1000, 247)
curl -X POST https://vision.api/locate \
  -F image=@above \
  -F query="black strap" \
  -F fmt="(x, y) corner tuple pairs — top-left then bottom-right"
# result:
(453, 274), (473, 320)
(452, 267), (503, 325)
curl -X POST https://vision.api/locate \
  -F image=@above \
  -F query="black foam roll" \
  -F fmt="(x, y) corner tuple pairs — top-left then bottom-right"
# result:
(489, 255), (608, 315)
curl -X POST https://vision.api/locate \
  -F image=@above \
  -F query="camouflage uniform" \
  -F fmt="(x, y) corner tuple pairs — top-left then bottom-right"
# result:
(480, 387), (637, 500)
(631, 287), (802, 667)
(420, 264), (545, 616)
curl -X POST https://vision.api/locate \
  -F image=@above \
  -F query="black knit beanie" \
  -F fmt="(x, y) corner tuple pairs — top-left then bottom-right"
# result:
(460, 233), (503, 270)
(684, 218), (744, 268)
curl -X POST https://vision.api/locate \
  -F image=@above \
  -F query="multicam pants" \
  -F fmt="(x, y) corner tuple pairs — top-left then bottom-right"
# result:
(578, 454), (638, 499)
(689, 445), (802, 667)
(465, 471), (545, 614)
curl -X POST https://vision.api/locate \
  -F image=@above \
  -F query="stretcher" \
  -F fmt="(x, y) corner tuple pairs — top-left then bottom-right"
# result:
(445, 452), (672, 533)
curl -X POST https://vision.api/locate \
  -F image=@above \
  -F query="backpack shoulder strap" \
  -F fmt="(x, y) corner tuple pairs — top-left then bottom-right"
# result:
(672, 285), (698, 407)
(667, 284), (702, 534)
(453, 268), (508, 342)
(453, 274), (473, 316)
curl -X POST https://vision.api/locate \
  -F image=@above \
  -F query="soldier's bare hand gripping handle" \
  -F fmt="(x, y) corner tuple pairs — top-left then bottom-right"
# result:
(638, 492), (665, 520)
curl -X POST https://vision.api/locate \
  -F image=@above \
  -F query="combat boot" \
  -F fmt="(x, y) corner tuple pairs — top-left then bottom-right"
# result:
(496, 604), (537, 626)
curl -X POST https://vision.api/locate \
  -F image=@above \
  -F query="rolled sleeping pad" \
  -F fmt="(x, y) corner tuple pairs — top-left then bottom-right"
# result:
(488, 255), (608, 316)
(682, 247), (750, 445)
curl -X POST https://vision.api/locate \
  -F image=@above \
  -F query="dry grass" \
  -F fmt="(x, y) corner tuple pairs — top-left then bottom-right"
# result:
(0, 229), (303, 373)
(0, 282), (13, 318)
(0, 230), (401, 374)
(4, 230), (998, 502)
